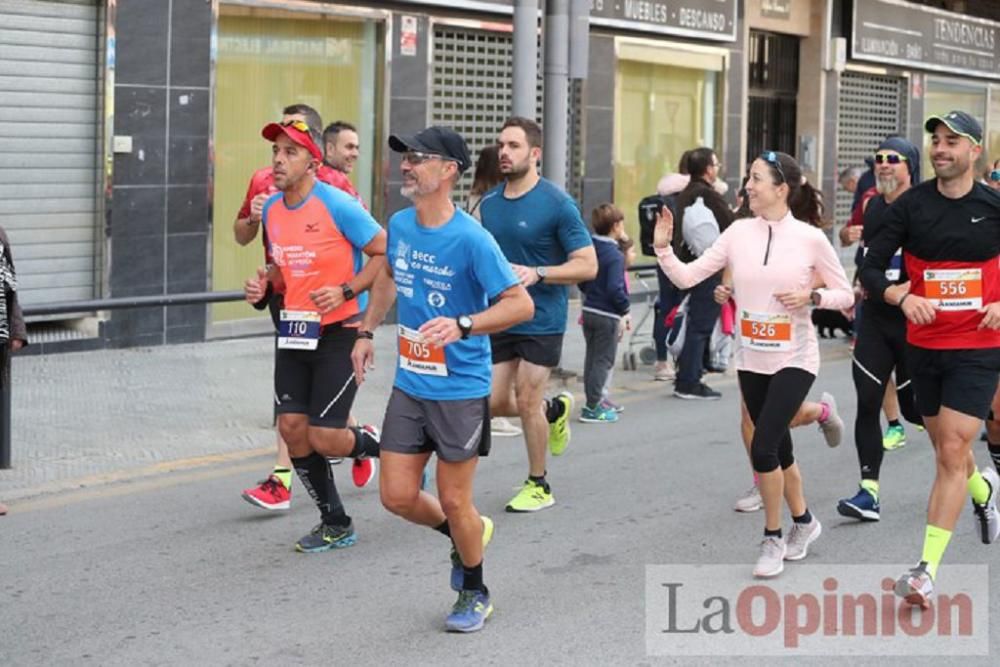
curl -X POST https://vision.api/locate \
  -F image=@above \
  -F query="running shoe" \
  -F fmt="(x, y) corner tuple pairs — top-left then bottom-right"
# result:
(784, 517), (821, 561)
(882, 425), (907, 451)
(352, 425), (380, 488)
(654, 362), (674, 382)
(241, 475), (291, 511)
(753, 535), (786, 578)
(673, 382), (721, 400)
(971, 467), (1000, 545)
(837, 486), (881, 521)
(490, 417), (522, 438)
(599, 397), (625, 414)
(894, 561), (933, 609)
(450, 516), (495, 591)
(818, 392), (843, 448)
(352, 458), (376, 488)
(548, 391), (574, 456)
(733, 485), (763, 513)
(295, 521), (357, 553)
(505, 479), (555, 513)
(579, 404), (619, 423)
(445, 589), (493, 633)
(328, 457), (345, 465)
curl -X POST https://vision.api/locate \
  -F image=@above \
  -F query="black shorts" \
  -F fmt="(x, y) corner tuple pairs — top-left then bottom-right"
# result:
(380, 388), (491, 462)
(906, 345), (1000, 420)
(274, 325), (358, 428)
(490, 332), (564, 368)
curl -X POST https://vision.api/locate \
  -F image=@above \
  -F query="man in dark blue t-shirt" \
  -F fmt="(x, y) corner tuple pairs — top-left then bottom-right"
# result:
(480, 116), (597, 513)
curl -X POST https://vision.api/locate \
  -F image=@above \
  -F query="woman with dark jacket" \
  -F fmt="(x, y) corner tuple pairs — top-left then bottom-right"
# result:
(0, 225), (27, 517)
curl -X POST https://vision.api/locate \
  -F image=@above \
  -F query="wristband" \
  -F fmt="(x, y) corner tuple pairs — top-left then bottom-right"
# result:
(898, 294), (909, 308)
(356, 330), (374, 340)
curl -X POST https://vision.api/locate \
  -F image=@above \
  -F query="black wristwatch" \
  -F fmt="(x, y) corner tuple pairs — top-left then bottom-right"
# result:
(810, 290), (822, 307)
(535, 266), (548, 284)
(341, 283), (356, 301)
(457, 315), (474, 340)
(356, 330), (374, 340)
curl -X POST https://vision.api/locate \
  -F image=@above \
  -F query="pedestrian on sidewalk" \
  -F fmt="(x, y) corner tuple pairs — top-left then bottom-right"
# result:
(579, 204), (630, 423)
(0, 224), (28, 517)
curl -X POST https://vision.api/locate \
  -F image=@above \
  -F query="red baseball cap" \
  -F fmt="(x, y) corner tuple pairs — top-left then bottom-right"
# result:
(261, 120), (323, 161)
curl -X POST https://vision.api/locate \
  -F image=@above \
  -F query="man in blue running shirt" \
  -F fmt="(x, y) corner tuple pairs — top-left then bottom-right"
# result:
(352, 126), (533, 633)
(479, 117), (597, 513)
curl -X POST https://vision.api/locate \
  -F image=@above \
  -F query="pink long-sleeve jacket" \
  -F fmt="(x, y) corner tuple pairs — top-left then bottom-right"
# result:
(656, 211), (854, 376)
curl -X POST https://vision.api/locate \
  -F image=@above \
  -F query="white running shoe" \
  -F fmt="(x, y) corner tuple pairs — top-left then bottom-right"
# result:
(753, 535), (786, 578)
(733, 485), (763, 513)
(784, 517), (821, 561)
(818, 392), (843, 448)
(490, 417), (523, 438)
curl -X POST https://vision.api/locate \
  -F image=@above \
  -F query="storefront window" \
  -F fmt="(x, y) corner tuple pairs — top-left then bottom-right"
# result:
(987, 85), (1000, 175)
(211, 8), (382, 324)
(614, 57), (721, 240)
(923, 78), (987, 181)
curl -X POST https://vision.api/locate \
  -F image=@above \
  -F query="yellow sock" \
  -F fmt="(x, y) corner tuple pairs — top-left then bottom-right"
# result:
(273, 467), (293, 490)
(968, 468), (991, 505)
(860, 479), (879, 501)
(921, 524), (952, 580)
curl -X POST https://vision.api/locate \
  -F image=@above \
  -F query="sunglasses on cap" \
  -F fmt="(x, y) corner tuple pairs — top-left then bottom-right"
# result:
(874, 153), (908, 165)
(759, 151), (786, 184)
(280, 119), (312, 134)
(402, 150), (457, 166)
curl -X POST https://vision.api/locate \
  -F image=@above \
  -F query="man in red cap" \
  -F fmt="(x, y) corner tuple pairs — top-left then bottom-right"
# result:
(242, 119), (387, 553)
(236, 104), (368, 513)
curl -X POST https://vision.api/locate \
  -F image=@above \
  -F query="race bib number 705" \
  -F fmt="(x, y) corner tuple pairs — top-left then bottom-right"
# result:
(398, 325), (448, 376)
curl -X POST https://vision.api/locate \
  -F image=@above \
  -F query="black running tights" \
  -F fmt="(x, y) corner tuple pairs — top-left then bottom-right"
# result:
(851, 317), (922, 481)
(738, 368), (816, 474)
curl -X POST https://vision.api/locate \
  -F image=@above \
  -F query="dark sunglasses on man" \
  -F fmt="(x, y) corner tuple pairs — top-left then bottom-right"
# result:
(874, 153), (908, 165)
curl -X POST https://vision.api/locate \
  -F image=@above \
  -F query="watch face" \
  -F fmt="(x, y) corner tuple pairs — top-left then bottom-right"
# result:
(459, 316), (473, 329)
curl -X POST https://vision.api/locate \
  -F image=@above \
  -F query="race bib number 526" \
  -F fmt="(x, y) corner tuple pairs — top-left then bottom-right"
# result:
(399, 325), (448, 376)
(740, 311), (792, 352)
(924, 268), (982, 311)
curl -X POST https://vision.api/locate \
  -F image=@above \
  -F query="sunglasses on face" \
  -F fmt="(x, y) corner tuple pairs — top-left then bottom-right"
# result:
(874, 153), (908, 165)
(990, 169), (1000, 182)
(402, 150), (454, 166)
(760, 151), (785, 184)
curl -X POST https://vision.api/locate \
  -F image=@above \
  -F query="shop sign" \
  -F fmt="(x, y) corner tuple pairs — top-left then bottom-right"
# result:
(393, 0), (737, 42)
(852, 0), (1000, 80)
(400, 15), (418, 57)
(760, 0), (791, 20)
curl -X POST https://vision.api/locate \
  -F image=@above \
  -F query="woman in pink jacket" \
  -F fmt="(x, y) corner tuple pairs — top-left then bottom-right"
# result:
(653, 151), (853, 578)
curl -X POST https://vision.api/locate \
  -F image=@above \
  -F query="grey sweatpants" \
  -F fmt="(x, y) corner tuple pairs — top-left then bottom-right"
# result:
(582, 310), (620, 408)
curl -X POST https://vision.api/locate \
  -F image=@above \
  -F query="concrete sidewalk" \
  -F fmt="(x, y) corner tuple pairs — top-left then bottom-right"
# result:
(0, 303), (852, 501)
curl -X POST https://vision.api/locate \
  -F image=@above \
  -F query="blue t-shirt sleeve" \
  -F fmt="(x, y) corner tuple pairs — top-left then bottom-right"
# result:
(556, 199), (593, 255)
(322, 189), (382, 250)
(472, 230), (520, 299)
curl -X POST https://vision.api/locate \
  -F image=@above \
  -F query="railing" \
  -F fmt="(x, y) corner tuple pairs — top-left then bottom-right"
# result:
(1, 290), (246, 469)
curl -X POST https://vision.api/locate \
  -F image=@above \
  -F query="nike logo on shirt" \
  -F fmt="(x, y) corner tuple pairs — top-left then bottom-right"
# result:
(971, 216), (986, 223)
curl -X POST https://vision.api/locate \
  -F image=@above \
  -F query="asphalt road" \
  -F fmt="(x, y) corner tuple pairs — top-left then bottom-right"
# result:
(3, 355), (998, 666)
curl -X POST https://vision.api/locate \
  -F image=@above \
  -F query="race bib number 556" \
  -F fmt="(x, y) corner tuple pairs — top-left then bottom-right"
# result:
(924, 268), (982, 311)
(399, 325), (448, 376)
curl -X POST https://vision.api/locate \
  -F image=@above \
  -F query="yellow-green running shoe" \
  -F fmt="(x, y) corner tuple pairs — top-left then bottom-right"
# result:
(450, 516), (495, 591)
(548, 391), (574, 456)
(883, 424), (906, 451)
(505, 479), (555, 513)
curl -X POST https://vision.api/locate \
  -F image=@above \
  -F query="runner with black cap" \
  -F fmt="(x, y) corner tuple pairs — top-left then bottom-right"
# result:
(837, 136), (924, 522)
(861, 109), (1000, 608)
(353, 126), (534, 632)
(243, 119), (387, 553)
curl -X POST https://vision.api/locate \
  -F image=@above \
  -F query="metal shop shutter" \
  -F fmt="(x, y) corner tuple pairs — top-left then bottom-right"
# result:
(431, 26), (583, 204)
(834, 71), (906, 261)
(0, 0), (100, 307)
